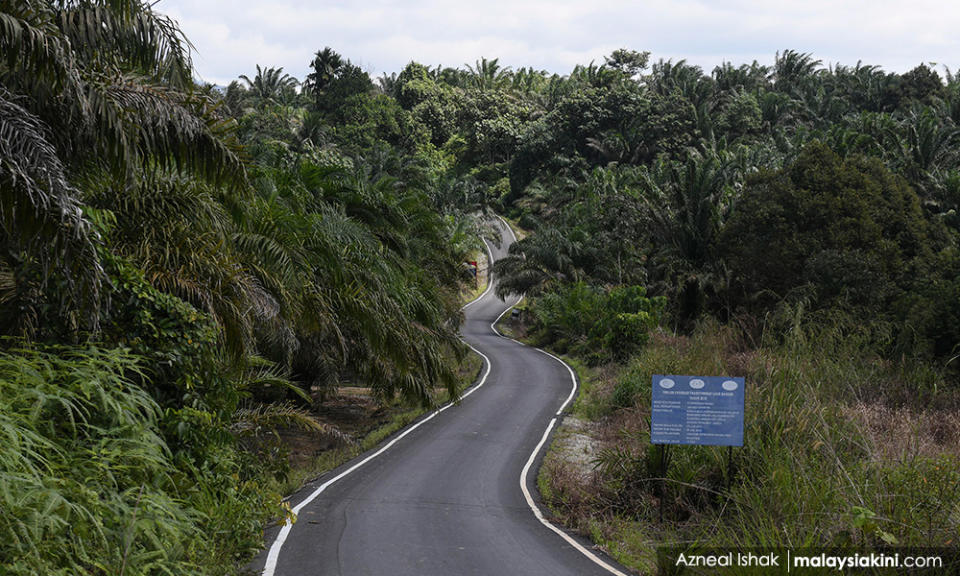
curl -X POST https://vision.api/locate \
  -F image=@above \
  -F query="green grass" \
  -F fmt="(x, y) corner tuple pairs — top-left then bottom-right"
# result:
(0, 343), (278, 576)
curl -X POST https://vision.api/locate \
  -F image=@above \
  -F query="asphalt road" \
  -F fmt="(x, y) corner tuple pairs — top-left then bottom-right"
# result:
(250, 218), (627, 576)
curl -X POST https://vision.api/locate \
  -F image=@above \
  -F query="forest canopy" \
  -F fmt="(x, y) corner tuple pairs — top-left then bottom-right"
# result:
(2, 0), (959, 572)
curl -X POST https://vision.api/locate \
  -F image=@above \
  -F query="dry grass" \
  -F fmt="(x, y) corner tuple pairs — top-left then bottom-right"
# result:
(849, 402), (960, 463)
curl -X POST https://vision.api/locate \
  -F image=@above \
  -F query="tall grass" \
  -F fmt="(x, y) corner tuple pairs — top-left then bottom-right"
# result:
(0, 343), (276, 575)
(543, 320), (960, 573)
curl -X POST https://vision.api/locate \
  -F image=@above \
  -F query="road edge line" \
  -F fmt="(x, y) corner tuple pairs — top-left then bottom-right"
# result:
(493, 214), (630, 576)
(261, 234), (499, 576)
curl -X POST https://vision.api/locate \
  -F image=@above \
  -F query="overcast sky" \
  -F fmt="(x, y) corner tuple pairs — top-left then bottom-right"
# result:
(158, 0), (959, 86)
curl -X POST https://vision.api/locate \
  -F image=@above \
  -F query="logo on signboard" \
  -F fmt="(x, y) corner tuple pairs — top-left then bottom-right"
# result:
(650, 375), (745, 447)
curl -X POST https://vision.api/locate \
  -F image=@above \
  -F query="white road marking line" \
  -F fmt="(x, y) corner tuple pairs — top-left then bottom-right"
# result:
(262, 237), (498, 576)
(490, 293), (524, 336)
(533, 346), (578, 416)
(494, 214), (629, 575)
(264, 215), (626, 576)
(520, 419), (630, 576)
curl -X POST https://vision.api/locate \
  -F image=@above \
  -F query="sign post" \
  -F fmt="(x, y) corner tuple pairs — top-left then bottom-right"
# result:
(650, 375), (745, 521)
(467, 260), (478, 288)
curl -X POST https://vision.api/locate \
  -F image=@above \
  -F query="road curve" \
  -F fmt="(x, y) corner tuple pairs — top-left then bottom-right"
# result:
(249, 218), (628, 576)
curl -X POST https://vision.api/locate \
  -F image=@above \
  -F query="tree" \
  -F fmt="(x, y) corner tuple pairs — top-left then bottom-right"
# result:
(898, 64), (945, 107)
(773, 50), (823, 96)
(713, 60), (770, 93)
(0, 0), (243, 339)
(718, 88), (763, 139)
(604, 49), (650, 79)
(721, 143), (933, 318)
(464, 57), (511, 91)
(239, 64), (299, 107)
(648, 59), (714, 109)
(307, 47), (374, 115)
(376, 71), (398, 96)
(641, 151), (734, 322)
(900, 107), (960, 186)
(395, 61), (434, 108)
(305, 46), (343, 99)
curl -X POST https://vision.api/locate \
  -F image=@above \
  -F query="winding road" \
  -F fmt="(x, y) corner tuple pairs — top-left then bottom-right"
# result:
(249, 218), (629, 576)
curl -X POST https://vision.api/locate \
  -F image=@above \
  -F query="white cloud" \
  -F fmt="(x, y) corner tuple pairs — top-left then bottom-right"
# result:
(157, 0), (960, 85)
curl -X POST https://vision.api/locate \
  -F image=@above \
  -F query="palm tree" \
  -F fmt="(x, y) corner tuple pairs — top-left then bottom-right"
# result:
(305, 46), (344, 107)
(0, 0), (244, 338)
(307, 47), (344, 91)
(757, 89), (797, 129)
(648, 59), (714, 108)
(239, 65), (299, 107)
(643, 151), (732, 268)
(376, 71), (398, 96)
(494, 225), (585, 297)
(0, 88), (99, 336)
(898, 107), (960, 197)
(772, 50), (823, 96)
(830, 61), (891, 112)
(569, 61), (616, 89)
(713, 60), (771, 93)
(511, 67), (549, 94)
(465, 57), (511, 91)
(641, 151), (735, 322)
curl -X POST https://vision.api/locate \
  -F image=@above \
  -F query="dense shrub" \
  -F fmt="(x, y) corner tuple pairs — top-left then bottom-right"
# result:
(721, 143), (958, 359)
(0, 344), (278, 576)
(531, 283), (665, 362)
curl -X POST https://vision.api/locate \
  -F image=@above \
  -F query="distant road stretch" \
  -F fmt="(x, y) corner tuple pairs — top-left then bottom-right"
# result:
(250, 217), (629, 576)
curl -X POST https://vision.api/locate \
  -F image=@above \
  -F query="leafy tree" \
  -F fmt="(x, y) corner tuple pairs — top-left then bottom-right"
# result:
(718, 88), (763, 139)
(395, 61), (435, 109)
(529, 282), (665, 363)
(898, 63), (945, 107)
(604, 49), (651, 79)
(721, 143), (935, 324)
(306, 47), (374, 115)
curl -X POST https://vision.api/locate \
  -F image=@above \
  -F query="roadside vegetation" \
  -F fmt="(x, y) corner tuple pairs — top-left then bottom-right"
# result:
(482, 51), (960, 572)
(536, 323), (959, 573)
(3, 1), (960, 573)
(1, 2), (481, 574)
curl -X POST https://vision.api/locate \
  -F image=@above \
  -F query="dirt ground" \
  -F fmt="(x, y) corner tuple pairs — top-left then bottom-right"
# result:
(275, 389), (388, 469)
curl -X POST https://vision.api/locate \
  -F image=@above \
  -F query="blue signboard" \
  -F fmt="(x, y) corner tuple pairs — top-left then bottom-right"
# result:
(650, 375), (745, 447)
